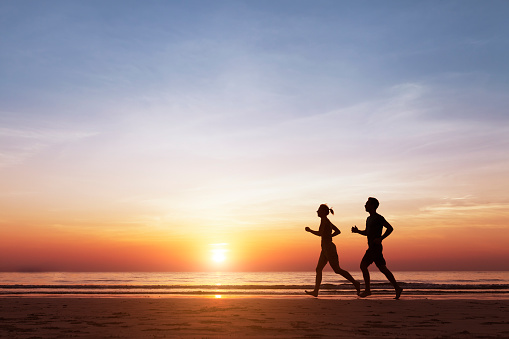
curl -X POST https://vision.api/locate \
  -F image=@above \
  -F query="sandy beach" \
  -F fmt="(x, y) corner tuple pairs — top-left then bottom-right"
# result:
(1, 297), (508, 338)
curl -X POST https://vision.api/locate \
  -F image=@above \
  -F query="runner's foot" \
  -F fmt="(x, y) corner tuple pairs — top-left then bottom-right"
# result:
(353, 281), (361, 295)
(395, 286), (403, 300)
(358, 290), (371, 298)
(305, 290), (318, 297)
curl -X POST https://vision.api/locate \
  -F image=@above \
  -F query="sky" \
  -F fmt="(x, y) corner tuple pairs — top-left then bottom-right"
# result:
(1, 0), (508, 272)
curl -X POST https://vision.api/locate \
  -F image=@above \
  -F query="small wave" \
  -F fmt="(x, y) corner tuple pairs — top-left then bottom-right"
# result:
(1, 282), (509, 291)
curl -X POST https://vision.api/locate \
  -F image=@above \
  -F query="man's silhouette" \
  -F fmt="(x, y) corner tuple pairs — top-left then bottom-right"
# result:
(352, 197), (403, 299)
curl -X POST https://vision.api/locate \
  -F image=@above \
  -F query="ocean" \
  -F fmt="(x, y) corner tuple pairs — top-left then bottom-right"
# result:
(1, 271), (508, 298)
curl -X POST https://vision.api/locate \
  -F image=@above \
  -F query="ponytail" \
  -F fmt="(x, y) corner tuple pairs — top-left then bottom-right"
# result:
(318, 204), (334, 216)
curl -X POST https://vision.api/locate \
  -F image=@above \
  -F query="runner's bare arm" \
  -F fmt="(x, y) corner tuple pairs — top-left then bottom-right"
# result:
(305, 227), (321, 236)
(351, 225), (367, 236)
(331, 224), (341, 237)
(381, 221), (394, 240)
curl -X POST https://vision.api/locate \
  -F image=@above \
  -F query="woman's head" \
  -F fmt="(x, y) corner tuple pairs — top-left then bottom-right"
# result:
(317, 204), (334, 217)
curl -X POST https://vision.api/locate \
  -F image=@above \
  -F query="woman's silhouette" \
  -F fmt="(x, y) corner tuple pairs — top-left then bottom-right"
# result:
(305, 204), (360, 297)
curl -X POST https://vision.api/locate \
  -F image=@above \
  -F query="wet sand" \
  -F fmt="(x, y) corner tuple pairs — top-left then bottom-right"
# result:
(1, 297), (508, 338)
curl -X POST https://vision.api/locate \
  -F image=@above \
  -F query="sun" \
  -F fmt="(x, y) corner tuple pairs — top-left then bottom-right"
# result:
(211, 251), (226, 263)
(210, 243), (228, 264)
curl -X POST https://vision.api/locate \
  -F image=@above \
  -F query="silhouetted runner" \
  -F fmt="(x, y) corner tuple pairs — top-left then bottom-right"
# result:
(351, 197), (403, 299)
(305, 204), (360, 297)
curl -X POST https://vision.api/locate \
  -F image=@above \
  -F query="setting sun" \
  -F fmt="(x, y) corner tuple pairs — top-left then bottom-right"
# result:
(212, 251), (226, 263)
(210, 243), (228, 264)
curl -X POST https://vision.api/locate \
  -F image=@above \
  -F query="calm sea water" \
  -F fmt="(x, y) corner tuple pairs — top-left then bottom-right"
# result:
(1, 271), (508, 298)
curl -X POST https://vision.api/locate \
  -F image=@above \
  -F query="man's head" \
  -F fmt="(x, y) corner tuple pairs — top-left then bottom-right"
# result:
(365, 197), (379, 212)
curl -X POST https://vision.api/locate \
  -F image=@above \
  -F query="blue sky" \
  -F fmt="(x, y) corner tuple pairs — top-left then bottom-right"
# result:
(1, 0), (508, 240)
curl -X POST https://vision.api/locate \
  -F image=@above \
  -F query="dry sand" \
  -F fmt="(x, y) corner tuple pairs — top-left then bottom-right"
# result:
(1, 297), (508, 338)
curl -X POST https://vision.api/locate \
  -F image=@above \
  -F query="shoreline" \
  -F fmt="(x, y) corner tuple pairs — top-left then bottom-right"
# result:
(1, 297), (508, 338)
(2, 292), (509, 300)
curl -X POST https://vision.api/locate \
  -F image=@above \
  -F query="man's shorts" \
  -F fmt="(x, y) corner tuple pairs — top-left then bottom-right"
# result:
(361, 244), (386, 268)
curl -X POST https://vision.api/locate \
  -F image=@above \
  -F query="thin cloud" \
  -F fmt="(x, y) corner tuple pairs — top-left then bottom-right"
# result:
(0, 122), (97, 168)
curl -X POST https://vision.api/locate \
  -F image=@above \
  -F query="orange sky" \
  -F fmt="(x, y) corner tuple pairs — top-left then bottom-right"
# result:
(2, 200), (508, 272)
